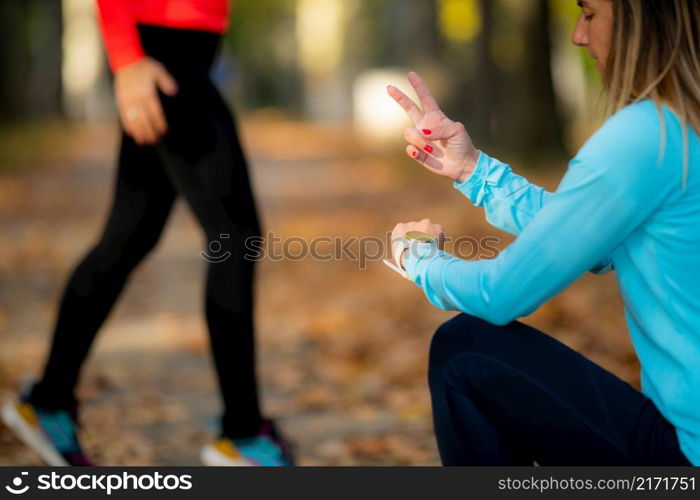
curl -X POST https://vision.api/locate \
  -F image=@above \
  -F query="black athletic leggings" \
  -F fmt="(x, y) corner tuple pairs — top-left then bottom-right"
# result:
(429, 313), (693, 465)
(29, 25), (263, 439)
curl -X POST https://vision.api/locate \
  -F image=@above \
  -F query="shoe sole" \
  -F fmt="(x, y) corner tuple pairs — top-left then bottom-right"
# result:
(200, 445), (255, 466)
(1, 402), (69, 466)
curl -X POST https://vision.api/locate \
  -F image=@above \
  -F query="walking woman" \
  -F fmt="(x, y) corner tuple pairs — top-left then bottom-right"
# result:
(2, 0), (292, 466)
(387, 0), (699, 465)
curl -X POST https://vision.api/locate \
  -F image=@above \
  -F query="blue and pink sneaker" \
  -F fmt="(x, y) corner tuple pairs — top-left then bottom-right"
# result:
(200, 419), (295, 466)
(1, 398), (96, 466)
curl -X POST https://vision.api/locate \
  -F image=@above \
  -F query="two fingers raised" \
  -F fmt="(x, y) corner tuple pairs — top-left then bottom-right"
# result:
(387, 71), (441, 124)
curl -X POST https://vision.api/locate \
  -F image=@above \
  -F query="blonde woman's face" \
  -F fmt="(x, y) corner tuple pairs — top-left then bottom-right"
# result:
(572, 0), (614, 73)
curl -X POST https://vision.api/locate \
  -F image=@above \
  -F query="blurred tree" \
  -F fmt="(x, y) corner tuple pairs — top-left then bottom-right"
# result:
(0, 2), (24, 119)
(443, 0), (564, 160)
(224, 0), (440, 119)
(473, 0), (498, 147)
(295, 0), (356, 120)
(0, 0), (63, 120)
(381, 0), (439, 68)
(224, 0), (300, 111)
(62, 0), (112, 121)
(501, 0), (564, 158)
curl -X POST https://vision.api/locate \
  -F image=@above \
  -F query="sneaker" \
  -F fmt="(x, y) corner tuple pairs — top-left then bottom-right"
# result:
(1, 399), (96, 466)
(200, 419), (295, 466)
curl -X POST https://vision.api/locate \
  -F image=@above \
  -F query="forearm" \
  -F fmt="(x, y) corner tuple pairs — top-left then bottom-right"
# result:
(455, 151), (551, 236)
(457, 151), (614, 274)
(404, 246), (521, 325)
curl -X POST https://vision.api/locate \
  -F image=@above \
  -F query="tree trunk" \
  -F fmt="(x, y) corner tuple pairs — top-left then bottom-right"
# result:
(0, 0), (63, 120)
(520, 0), (564, 157)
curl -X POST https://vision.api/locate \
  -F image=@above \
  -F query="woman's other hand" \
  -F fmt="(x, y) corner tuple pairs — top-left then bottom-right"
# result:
(387, 72), (479, 183)
(391, 219), (446, 269)
(114, 57), (178, 145)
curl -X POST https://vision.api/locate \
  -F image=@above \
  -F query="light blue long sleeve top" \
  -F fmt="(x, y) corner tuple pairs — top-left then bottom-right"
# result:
(404, 99), (700, 465)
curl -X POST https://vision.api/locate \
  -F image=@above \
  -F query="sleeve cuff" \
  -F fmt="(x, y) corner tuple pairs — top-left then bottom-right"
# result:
(108, 46), (145, 72)
(403, 243), (453, 284)
(453, 150), (489, 203)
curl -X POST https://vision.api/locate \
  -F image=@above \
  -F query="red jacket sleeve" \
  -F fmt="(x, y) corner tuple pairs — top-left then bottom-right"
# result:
(95, 0), (145, 72)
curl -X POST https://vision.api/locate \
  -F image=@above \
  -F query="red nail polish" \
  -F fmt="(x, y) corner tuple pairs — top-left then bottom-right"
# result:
(412, 151), (418, 158)
(424, 145), (434, 154)
(422, 129), (432, 135)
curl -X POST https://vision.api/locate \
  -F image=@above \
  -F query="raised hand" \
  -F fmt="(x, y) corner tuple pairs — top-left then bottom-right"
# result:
(387, 72), (479, 183)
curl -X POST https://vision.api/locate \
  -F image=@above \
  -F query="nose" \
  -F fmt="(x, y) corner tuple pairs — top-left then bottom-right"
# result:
(571, 16), (588, 47)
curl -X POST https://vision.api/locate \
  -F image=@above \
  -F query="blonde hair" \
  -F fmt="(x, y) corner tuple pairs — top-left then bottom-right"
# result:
(605, 0), (700, 186)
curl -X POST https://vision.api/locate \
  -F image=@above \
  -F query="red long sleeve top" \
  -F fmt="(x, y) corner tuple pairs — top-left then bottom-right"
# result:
(96, 0), (230, 71)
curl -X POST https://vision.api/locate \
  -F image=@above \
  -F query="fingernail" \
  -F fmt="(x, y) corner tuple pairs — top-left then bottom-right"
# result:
(422, 129), (432, 135)
(424, 145), (434, 154)
(411, 150), (418, 158)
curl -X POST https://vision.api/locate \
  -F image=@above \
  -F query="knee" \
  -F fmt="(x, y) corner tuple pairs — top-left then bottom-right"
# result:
(429, 314), (487, 382)
(116, 231), (161, 265)
(430, 313), (490, 355)
(90, 228), (161, 274)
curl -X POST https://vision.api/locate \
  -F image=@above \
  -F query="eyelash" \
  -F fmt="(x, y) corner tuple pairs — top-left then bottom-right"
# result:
(584, 13), (594, 21)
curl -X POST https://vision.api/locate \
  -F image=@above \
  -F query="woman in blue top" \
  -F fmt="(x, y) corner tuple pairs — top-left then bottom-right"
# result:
(387, 0), (699, 465)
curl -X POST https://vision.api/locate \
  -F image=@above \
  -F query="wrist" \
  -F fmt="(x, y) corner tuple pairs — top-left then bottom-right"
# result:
(454, 150), (480, 184)
(388, 231), (437, 279)
(114, 54), (147, 75)
(399, 247), (408, 271)
(398, 232), (437, 271)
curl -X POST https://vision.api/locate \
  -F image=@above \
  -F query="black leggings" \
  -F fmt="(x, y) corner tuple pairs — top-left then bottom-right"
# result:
(429, 314), (693, 466)
(29, 25), (263, 439)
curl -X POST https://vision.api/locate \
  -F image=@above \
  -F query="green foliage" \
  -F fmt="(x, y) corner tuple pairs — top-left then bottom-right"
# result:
(225, 0), (296, 51)
(222, 0), (298, 109)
